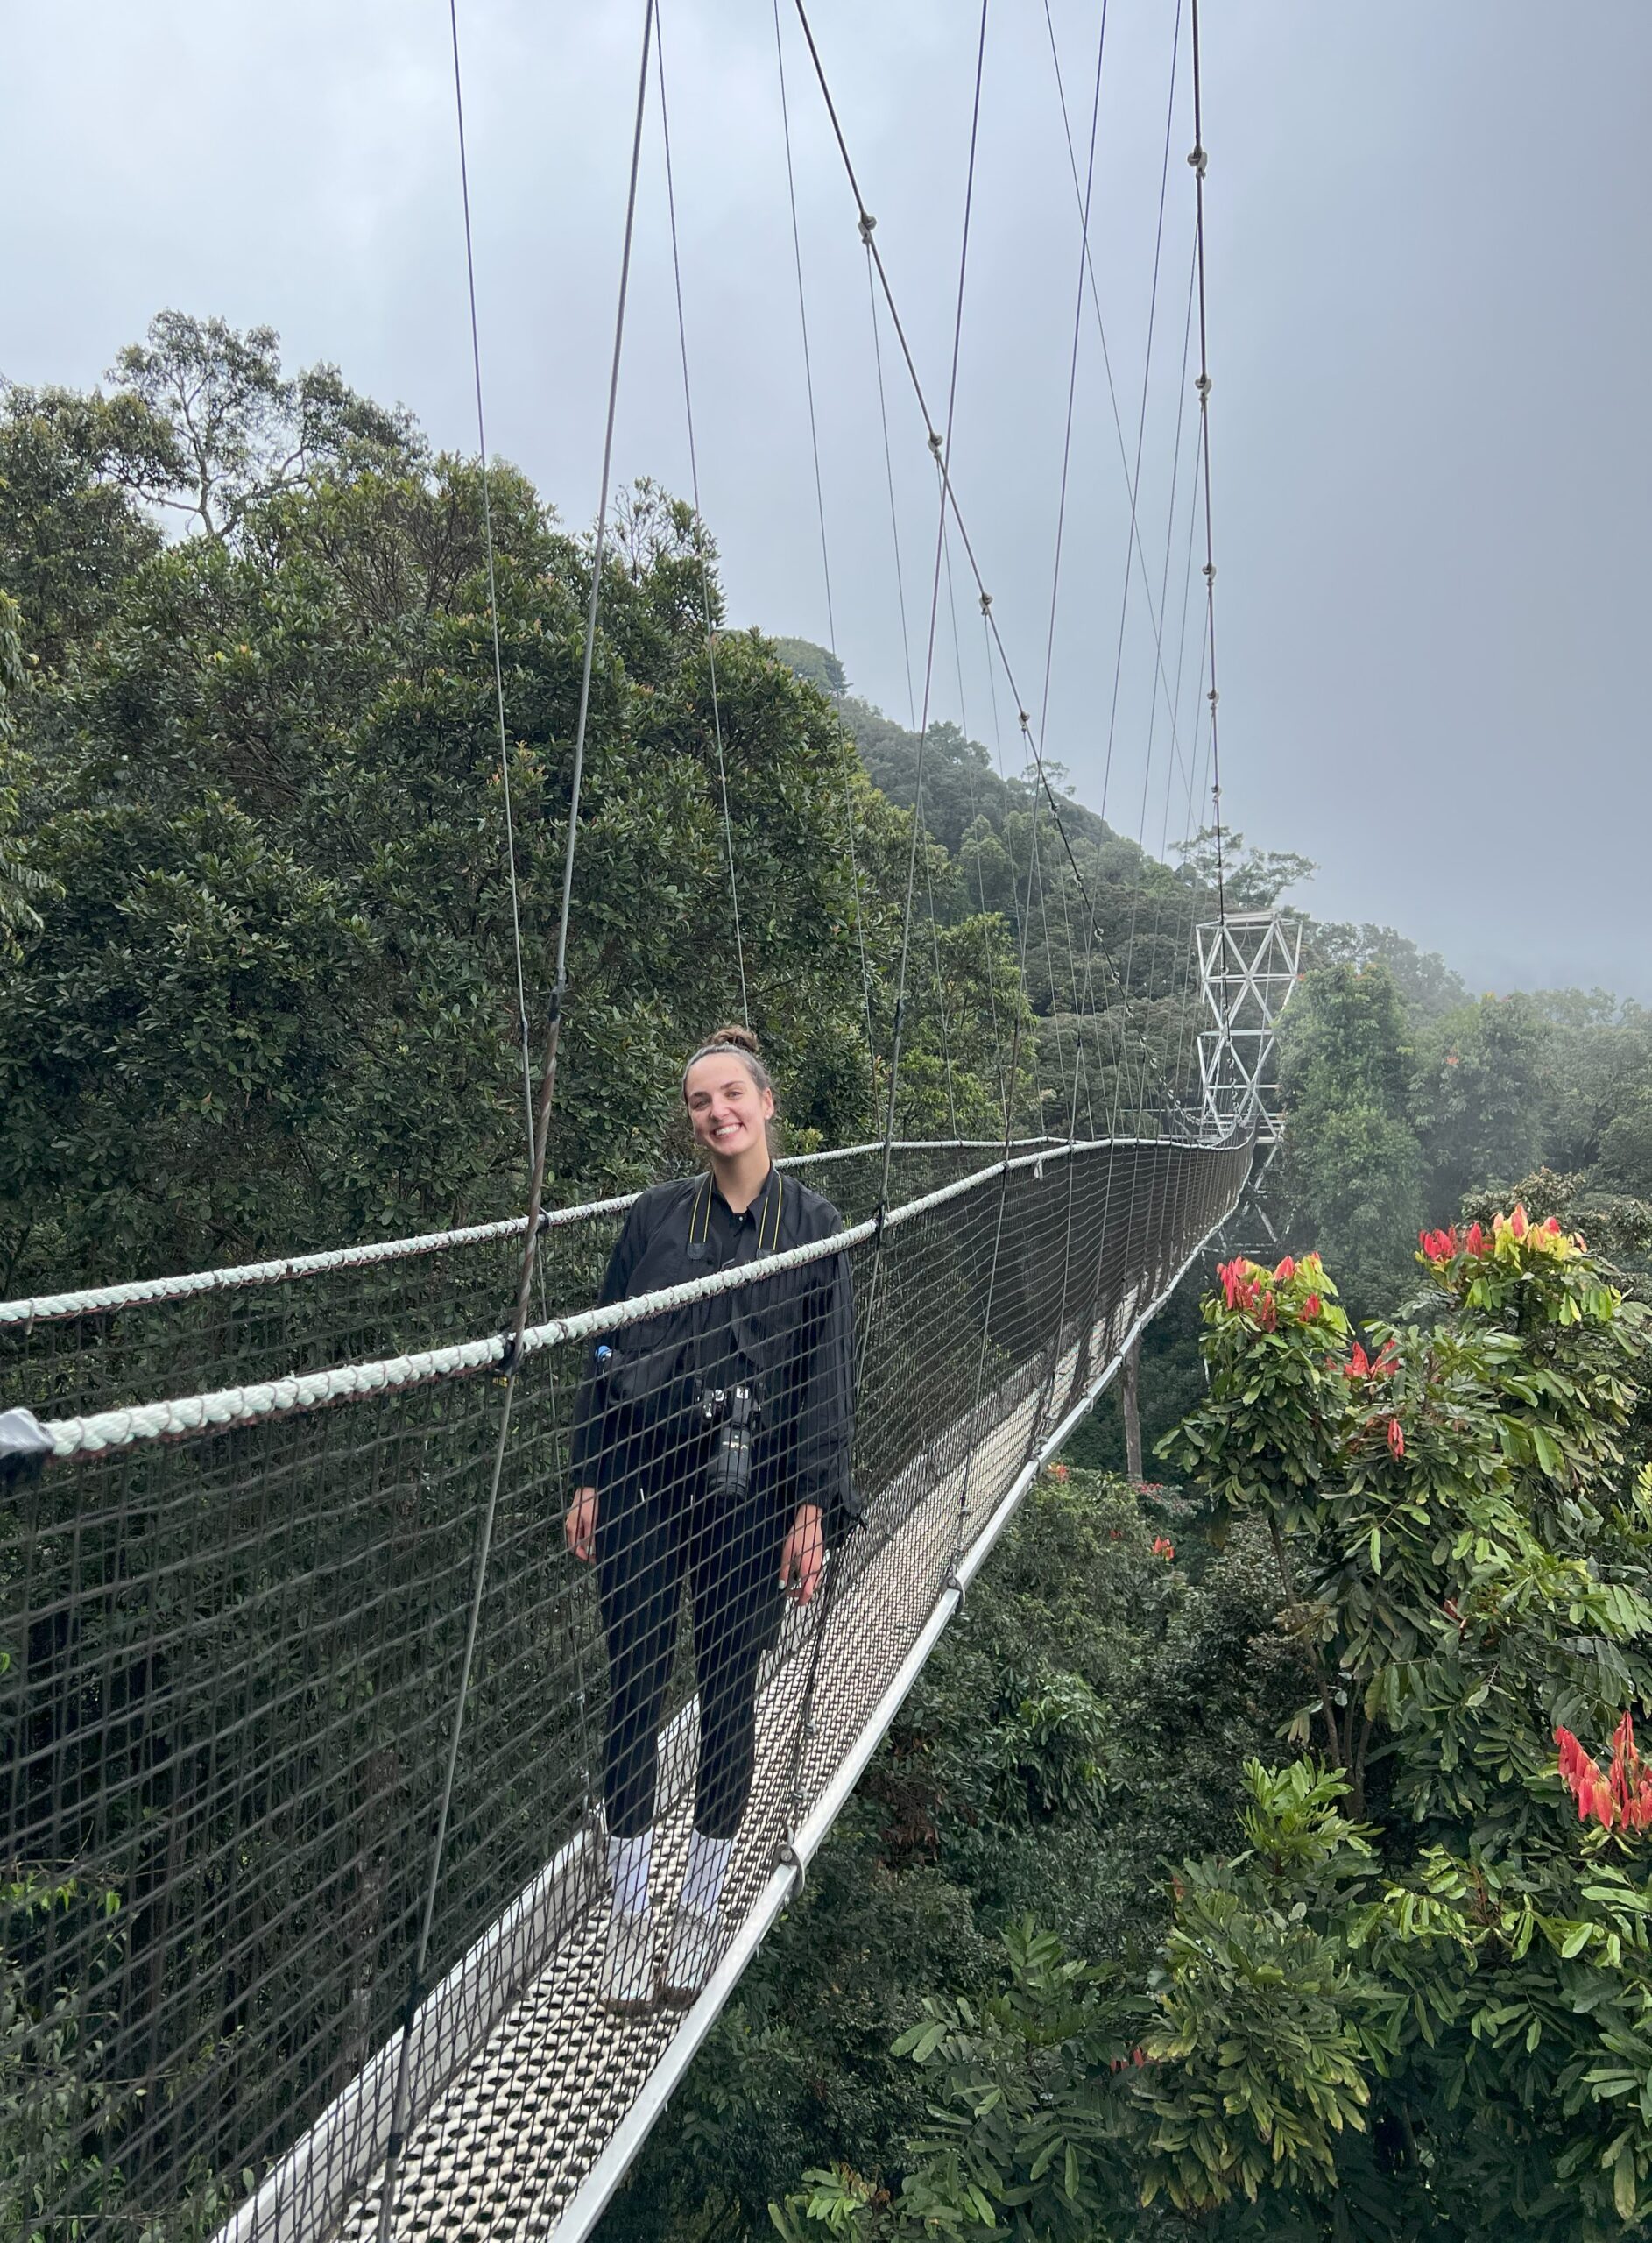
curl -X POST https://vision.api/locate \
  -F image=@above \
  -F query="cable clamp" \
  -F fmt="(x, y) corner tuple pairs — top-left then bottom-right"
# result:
(1196, 372), (1212, 400)
(1202, 562), (1217, 584)
(927, 429), (943, 459)
(858, 209), (877, 242)
(978, 591), (992, 613)
(547, 978), (568, 1026)
(495, 1327), (520, 1379)
(1018, 711), (1031, 732)
(1188, 144), (1207, 178)
(778, 1837), (806, 1896)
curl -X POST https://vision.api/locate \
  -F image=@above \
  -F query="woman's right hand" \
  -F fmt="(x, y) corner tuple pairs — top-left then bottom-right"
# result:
(565, 1486), (598, 1563)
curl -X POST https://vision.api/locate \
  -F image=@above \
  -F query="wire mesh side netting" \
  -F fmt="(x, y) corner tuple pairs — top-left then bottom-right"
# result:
(0, 1143), (1051, 1426)
(0, 1134), (1249, 2243)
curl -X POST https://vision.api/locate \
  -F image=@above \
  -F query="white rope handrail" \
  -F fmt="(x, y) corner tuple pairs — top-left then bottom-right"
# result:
(0, 1141), (1061, 1333)
(27, 1135), (1181, 1458)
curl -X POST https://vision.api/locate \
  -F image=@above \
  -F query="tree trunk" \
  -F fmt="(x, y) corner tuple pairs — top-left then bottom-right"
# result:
(1121, 1337), (1142, 1482)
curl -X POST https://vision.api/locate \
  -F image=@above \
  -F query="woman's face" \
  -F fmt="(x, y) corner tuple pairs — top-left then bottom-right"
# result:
(683, 1056), (774, 1163)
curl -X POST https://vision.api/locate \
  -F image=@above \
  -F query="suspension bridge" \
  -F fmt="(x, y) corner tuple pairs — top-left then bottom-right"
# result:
(0, 3), (1291, 2238)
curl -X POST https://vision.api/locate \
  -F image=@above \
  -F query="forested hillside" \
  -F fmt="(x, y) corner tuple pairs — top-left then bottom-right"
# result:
(0, 317), (1046, 1296)
(9, 319), (1652, 2243)
(11, 316), (1645, 1314)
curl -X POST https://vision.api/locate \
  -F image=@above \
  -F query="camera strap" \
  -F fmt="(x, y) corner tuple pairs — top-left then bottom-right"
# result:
(688, 1168), (784, 1398)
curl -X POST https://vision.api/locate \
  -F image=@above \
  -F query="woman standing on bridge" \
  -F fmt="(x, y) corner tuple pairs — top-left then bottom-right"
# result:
(566, 1026), (856, 2015)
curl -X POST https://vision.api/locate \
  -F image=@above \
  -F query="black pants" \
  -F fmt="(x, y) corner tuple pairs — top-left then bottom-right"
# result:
(597, 1450), (786, 1843)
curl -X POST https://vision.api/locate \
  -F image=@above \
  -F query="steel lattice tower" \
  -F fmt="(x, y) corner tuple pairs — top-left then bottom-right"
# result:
(1197, 911), (1303, 1238)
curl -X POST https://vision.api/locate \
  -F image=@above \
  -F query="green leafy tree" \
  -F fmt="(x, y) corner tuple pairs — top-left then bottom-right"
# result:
(1148, 1218), (1652, 2234)
(774, 1216), (1652, 2243)
(0, 320), (1023, 1293)
(1307, 919), (1466, 1022)
(1412, 992), (1559, 1211)
(1276, 962), (1426, 1315)
(109, 308), (421, 540)
(0, 591), (58, 955)
(0, 379), (171, 666)
(1173, 825), (1317, 913)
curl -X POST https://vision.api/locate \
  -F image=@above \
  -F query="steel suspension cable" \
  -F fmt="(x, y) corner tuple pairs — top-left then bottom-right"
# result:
(1034, 4), (1206, 1135)
(1030, 2), (1108, 1147)
(1042, 3), (1200, 821)
(1190, 0), (1229, 929)
(771, 0), (879, 1111)
(785, 0), (1117, 943)
(940, 520), (1011, 1125)
(448, 0), (536, 1180)
(655, 3), (749, 1027)
(1116, 229), (1202, 1131)
(865, 245), (963, 1135)
(374, 10), (655, 2235)
(789, 25), (1183, 1137)
(871, 0), (988, 1217)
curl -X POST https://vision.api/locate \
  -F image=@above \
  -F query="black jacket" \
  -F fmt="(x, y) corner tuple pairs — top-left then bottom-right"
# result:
(569, 1167), (857, 1539)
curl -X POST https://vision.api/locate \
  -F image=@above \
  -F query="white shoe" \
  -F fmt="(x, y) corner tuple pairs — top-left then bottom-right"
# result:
(600, 1907), (656, 2016)
(661, 1906), (721, 2010)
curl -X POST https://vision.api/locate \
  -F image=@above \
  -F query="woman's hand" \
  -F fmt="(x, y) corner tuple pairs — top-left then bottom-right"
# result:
(565, 1486), (598, 1563)
(780, 1503), (826, 1606)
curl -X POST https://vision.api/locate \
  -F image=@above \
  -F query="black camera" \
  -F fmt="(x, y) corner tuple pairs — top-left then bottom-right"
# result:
(698, 1380), (761, 1505)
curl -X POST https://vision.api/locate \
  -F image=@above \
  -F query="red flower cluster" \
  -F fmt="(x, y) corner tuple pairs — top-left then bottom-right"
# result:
(1109, 2046), (1150, 2073)
(1218, 1258), (1276, 1327)
(1387, 1419), (1405, 1459)
(1151, 1536), (1175, 1561)
(1344, 1340), (1398, 1382)
(1048, 1462), (1070, 1483)
(1557, 1713), (1652, 1833)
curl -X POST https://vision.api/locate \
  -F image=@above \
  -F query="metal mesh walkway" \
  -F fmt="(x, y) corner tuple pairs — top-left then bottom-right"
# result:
(1, 1132), (1249, 2243)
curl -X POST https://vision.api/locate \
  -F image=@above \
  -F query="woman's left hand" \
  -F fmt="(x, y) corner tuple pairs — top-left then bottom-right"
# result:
(780, 1503), (826, 1606)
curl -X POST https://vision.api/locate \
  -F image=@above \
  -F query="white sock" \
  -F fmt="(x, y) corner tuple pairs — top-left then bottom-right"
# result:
(680, 1830), (734, 1921)
(608, 1830), (653, 1919)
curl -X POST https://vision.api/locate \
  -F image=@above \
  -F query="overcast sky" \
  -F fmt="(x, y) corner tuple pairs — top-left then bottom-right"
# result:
(4, 2), (1646, 1001)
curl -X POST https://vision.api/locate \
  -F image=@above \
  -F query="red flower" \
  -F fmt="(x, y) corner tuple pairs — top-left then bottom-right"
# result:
(1465, 1221), (1486, 1256)
(1544, 1215), (1562, 1235)
(1048, 1462), (1070, 1482)
(1255, 1291), (1278, 1331)
(1387, 1418), (1405, 1459)
(1151, 1536), (1175, 1561)
(1345, 1341), (1371, 1379)
(1557, 1726), (1611, 1826)
(1274, 1256), (1296, 1281)
(1302, 1293), (1323, 1320)
(1510, 1204), (1529, 1240)
(1557, 1718), (1652, 1834)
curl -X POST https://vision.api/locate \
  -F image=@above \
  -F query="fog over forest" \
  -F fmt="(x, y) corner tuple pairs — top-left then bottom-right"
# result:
(4, 0), (1648, 994)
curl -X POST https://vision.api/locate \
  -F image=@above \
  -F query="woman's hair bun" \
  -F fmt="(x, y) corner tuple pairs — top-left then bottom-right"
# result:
(706, 1022), (761, 1057)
